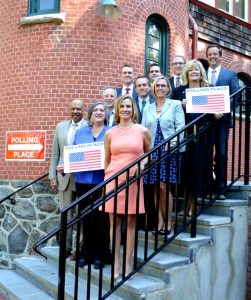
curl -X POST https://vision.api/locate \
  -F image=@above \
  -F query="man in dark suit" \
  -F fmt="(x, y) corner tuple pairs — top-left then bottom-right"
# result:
(49, 99), (86, 256)
(169, 55), (186, 91)
(102, 86), (117, 126)
(148, 63), (162, 84)
(116, 64), (138, 99)
(134, 75), (155, 123)
(206, 44), (240, 198)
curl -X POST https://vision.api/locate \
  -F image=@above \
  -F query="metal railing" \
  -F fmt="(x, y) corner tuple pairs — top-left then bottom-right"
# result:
(33, 86), (250, 299)
(0, 173), (49, 205)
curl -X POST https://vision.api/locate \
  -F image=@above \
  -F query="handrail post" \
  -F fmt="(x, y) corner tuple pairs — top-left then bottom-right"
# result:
(244, 87), (250, 185)
(57, 211), (68, 300)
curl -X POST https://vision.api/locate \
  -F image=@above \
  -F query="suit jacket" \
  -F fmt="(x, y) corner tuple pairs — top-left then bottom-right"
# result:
(141, 99), (185, 148)
(207, 67), (240, 127)
(49, 119), (86, 191)
(135, 93), (155, 124)
(116, 87), (138, 100)
(169, 76), (175, 91)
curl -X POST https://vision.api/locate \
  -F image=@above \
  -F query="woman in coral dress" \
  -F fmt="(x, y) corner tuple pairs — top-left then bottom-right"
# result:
(103, 95), (151, 278)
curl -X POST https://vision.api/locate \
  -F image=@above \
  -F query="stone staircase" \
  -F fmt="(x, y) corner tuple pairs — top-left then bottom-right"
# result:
(0, 199), (248, 300)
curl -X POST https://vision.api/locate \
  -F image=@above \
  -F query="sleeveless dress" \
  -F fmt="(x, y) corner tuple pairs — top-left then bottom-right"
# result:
(104, 124), (145, 214)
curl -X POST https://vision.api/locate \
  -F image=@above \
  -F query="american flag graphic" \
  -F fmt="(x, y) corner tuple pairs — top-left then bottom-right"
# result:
(68, 149), (102, 172)
(192, 94), (225, 113)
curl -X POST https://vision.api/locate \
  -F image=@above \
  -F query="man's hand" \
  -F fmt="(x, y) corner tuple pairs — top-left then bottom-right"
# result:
(56, 164), (64, 173)
(50, 179), (58, 192)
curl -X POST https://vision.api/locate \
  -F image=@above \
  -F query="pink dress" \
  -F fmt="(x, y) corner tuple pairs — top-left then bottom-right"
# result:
(104, 124), (145, 214)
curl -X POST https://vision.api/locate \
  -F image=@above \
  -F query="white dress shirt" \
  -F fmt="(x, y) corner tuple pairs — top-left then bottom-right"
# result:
(208, 65), (221, 85)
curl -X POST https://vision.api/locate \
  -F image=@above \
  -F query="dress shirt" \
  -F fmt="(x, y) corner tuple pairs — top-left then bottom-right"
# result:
(138, 96), (150, 112)
(73, 125), (110, 185)
(122, 84), (134, 96)
(108, 110), (115, 126)
(208, 65), (221, 85)
(67, 120), (83, 145)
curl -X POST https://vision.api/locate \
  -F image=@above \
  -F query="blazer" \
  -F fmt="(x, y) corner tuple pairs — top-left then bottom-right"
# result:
(49, 119), (86, 191)
(142, 99), (185, 148)
(169, 76), (175, 91)
(134, 93), (155, 124)
(73, 125), (110, 185)
(116, 87), (138, 100)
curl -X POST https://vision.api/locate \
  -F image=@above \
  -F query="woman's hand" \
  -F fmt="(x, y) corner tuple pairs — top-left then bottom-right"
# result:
(181, 99), (187, 108)
(50, 179), (58, 192)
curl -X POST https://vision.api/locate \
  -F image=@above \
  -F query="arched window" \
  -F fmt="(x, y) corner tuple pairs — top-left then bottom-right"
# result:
(145, 15), (168, 76)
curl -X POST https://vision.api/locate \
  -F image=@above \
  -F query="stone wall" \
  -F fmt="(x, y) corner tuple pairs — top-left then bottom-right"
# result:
(0, 179), (59, 268)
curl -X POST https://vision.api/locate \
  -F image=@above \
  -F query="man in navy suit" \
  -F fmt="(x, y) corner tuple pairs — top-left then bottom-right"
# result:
(116, 64), (138, 99)
(206, 44), (240, 198)
(102, 86), (117, 126)
(169, 55), (186, 91)
(134, 75), (155, 123)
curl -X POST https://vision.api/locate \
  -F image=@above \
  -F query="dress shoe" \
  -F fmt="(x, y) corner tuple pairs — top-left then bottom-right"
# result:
(94, 260), (104, 269)
(69, 252), (77, 261)
(65, 249), (72, 258)
(78, 257), (89, 268)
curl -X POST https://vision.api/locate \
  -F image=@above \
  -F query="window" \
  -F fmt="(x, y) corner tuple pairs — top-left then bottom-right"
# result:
(198, 0), (249, 22)
(145, 15), (168, 76)
(28, 0), (60, 16)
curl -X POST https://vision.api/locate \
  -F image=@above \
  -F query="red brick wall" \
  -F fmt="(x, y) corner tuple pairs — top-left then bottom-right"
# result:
(0, 0), (189, 180)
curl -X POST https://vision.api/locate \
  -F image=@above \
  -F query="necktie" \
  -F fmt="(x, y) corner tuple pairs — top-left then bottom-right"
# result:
(176, 76), (181, 87)
(141, 100), (146, 114)
(125, 87), (130, 94)
(211, 69), (216, 86)
(68, 123), (78, 145)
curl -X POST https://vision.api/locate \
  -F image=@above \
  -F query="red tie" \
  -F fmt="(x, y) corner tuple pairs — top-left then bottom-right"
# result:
(125, 87), (130, 94)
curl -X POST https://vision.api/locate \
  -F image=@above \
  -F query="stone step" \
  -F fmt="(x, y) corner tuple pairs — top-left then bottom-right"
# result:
(13, 257), (122, 300)
(14, 255), (167, 300)
(205, 199), (248, 218)
(138, 230), (211, 262)
(176, 213), (232, 237)
(0, 269), (54, 300)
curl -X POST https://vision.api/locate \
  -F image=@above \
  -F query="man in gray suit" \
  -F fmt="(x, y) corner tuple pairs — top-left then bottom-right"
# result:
(49, 99), (86, 256)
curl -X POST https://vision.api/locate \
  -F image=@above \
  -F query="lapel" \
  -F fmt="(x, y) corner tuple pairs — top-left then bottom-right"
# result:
(160, 99), (171, 117)
(63, 120), (72, 146)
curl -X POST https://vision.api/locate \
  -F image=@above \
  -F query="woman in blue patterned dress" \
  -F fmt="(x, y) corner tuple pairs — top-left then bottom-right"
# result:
(142, 76), (185, 234)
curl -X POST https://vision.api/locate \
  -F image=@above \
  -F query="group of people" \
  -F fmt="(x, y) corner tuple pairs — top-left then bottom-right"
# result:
(48, 44), (240, 278)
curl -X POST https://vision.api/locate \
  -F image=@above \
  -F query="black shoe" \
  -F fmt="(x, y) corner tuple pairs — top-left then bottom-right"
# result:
(78, 257), (89, 268)
(94, 260), (104, 269)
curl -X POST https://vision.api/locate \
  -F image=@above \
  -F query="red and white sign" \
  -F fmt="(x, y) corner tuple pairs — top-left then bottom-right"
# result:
(5, 131), (46, 161)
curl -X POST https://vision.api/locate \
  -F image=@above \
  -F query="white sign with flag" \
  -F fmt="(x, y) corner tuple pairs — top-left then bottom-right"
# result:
(186, 86), (230, 114)
(64, 142), (104, 173)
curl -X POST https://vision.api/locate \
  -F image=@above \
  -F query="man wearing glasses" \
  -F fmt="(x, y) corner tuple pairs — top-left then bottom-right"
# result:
(134, 75), (155, 123)
(169, 55), (186, 90)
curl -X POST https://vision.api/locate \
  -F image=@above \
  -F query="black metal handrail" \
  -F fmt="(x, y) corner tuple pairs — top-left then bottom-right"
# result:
(0, 173), (49, 205)
(33, 86), (250, 300)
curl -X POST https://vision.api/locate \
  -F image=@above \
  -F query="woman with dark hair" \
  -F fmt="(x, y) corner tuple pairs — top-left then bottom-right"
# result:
(103, 95), (151, 279)
(74, 101), (110, 269)
(142, 76), (185, 235)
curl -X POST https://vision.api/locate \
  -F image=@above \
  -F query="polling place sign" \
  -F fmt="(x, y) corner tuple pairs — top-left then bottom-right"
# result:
(5, 131), (46, 161)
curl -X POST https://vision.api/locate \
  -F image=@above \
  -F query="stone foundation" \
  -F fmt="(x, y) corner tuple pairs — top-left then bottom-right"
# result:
(0, 179), (60, 268)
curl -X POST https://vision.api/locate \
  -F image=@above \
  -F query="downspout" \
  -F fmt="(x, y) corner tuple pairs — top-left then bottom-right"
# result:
(189, 13), (198, 59)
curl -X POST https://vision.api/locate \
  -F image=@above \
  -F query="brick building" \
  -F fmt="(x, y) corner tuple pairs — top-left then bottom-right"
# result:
(0, 0), (250, 298)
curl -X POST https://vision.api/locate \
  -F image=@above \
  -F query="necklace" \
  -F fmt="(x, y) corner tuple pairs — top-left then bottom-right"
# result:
(117, 123), (134, 129)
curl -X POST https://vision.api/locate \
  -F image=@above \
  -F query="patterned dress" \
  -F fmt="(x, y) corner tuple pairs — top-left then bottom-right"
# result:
(144, 119), (179, 184)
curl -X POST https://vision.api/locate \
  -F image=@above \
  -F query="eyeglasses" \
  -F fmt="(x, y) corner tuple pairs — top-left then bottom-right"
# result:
(156, 84), (167, 88)
(136, 83), (149, 87)
(172, 62), (185, 66)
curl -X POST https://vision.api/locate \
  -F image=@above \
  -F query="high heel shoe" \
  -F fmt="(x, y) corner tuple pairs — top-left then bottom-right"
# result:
(114, 272), (120, 280)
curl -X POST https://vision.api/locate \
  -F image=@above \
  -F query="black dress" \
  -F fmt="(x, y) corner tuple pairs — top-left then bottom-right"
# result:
(172, 85), (214, 197)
